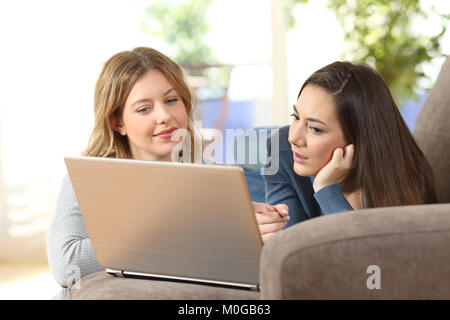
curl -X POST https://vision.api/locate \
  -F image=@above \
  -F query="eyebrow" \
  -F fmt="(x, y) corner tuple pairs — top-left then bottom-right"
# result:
(163, 88), (176, 96)
(130, 88), (177, 107)
(293, 105), (328, 126)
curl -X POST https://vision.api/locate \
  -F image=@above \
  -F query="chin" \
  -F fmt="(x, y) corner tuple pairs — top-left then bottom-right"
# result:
(143, 147), (173, 162)
(293, 162), (317, 177)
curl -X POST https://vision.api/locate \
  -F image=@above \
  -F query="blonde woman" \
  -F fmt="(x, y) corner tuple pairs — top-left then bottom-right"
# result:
(47, 47), (288, 298)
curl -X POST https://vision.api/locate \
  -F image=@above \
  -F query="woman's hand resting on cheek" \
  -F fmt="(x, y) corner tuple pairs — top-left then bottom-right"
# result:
(252, 202), (289, 243)
(313, 144), (355, 192)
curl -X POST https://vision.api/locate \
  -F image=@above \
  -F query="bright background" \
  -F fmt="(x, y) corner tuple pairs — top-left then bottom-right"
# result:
(0, 0), (448, 299)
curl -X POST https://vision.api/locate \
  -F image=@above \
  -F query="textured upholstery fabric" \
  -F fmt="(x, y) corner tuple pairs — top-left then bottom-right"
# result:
(68, 271), (259, 300)
(413, 56), (450, 203)
(260, 203), (450, 299)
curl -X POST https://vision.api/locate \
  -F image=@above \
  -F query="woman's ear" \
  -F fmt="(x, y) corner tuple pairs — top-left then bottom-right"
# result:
(109, 113), (126, 136)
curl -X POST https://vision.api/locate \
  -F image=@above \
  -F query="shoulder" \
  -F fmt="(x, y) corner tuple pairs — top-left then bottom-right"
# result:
(263, 126), (298, 180)
(54, 173), (79, 207)
(60, 173), (74, 192)
(267, 125), (291, 152)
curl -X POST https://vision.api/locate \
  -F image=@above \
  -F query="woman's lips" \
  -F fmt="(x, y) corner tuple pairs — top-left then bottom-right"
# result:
(153, 127), (177, 139)
(293, 151), (309, 163)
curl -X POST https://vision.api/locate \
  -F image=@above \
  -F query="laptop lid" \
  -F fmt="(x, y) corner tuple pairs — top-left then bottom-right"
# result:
(64, 156), (263, 288)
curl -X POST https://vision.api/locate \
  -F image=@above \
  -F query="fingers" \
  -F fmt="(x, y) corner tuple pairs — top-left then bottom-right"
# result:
(332, 147), (344, 160)
(255, 211), (290, 224)
(332, 144), (354, 168)
(344, 143), (354, 155)
(252, 201), (272, 213)
(313, 144), (355, 192)
(253, 202), (288, 214)
(344, 144), (355, 166)
(258, 220), (288, 234)
(253, 202), (289, 243)
(255, 203), (289, 224)
(255, 204), (289, 244)
(273, 204), (289, 217)
(253, 201), (290, 218)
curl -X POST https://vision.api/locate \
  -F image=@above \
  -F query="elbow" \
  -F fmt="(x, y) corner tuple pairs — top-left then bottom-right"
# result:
(47, 238), (83, 288)
(48, 258), (82, 288)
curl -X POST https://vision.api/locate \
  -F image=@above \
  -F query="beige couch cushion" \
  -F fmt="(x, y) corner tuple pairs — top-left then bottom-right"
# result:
(68, 271), (260, 300)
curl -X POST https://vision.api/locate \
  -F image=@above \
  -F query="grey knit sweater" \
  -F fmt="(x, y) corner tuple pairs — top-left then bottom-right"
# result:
(47, 174), (104, 298)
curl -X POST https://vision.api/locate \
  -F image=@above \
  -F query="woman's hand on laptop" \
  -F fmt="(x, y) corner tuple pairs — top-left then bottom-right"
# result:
(252, 202), (289, 243)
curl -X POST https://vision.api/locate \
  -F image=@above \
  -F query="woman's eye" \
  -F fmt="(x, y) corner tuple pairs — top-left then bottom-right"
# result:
(166, 98), (179, 104)
(137, 106), (152, 113)
(309, 126), (323, 133)
(290, 113), (299, 120)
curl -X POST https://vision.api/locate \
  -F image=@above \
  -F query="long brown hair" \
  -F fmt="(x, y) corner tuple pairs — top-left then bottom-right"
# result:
(83, 47), (197, 159)
(298, 61), (438, 207)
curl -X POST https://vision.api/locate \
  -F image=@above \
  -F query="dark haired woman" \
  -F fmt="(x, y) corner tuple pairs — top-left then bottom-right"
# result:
(263, 61), (438, 228)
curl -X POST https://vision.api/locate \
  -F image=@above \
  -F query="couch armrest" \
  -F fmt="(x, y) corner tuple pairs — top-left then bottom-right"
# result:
(260, 203), (450, 299)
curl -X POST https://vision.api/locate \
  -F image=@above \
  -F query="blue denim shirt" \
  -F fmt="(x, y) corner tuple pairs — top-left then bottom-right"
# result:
(262, 126), (353, 228)
(243, 170), (267, 203)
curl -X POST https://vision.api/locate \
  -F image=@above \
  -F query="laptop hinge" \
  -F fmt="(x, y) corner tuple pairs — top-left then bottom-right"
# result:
(106, 269), (260, 291)
(106, 269), (124, 278)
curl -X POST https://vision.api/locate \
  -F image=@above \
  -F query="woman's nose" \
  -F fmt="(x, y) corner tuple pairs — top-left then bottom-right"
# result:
(155, 105), (172, 124)
(290, 136), (306, 147)
(289, 126), (306, 147)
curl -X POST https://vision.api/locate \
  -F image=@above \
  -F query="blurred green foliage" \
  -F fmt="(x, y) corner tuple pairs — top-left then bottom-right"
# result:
(141, 0), (233, 92)
(287, 0), (449, 104)
(141, 0), (217, 68)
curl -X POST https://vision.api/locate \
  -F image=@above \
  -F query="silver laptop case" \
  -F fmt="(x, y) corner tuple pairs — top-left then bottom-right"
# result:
(65, 156), (263, 290)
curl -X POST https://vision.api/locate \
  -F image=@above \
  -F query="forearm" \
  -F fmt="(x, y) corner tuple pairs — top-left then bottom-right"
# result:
(314, 183), (353, 215)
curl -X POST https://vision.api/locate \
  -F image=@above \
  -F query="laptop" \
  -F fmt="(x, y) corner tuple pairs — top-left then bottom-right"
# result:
(64, 156), (263, 291)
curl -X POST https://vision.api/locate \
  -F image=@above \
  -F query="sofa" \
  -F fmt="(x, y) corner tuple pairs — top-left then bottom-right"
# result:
(67, 56), (450, 300)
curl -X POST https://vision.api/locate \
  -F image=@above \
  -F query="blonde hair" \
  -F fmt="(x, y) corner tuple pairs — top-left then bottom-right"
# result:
(83, 47), (197, 159)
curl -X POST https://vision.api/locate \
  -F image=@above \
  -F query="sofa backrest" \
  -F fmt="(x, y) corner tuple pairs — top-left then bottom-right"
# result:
(413, 56), (450, 203)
